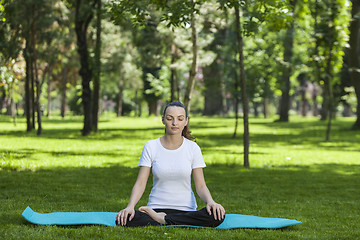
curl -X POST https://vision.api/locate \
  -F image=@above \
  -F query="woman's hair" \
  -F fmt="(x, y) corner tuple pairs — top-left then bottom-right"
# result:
(162, 102), (195, 141)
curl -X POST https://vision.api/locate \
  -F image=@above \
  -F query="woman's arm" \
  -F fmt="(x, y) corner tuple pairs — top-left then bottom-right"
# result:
(193, 168), (225, 220)
(117, 166), (151, 226)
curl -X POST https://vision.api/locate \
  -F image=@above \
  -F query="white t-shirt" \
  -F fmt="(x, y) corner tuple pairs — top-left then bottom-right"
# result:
(138, 137), (206, 211)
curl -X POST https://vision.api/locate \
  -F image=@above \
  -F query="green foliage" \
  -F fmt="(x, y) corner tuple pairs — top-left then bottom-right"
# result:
(0, 57), (24, 111)
(218, 0), (293, 35)
(244, 31), (282, 104)
(308, 0), (350, 83)
(0, 0), (4, 21)
(144, 63), (170, 98)
(111, 0), (204, 28)
(100, 19), (142, 114)
(67, 85), (83, 115)
(0, 1), (22, 60)
(0, 0), (357, 123)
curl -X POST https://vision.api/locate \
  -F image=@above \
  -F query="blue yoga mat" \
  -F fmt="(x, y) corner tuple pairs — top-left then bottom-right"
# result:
(22, 206), (302, 229)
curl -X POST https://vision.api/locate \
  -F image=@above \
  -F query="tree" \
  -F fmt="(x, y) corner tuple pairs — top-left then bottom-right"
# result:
(0, 3), (23, 122)
(169, 43), (180, 103)
(111, 0), (207, 115)
(134, 15), (167, 115)
(2, 0), (60, 134)
(278, 0), (298, 122)
(2, 0), (35, 131)
(183, 0), (198, 114)
(72, 0), (97, 135)
(92, 0), (101, 132)
(218, 0), (250, 167)
(348, 0), (360, 129)
(234, 5), (249, 167)
(0, 58), (23, 125)
(51, 4), (79, 119)
(218, 0), (296, 166)
(100, 20), (142, 117)
(202, 5), (227, 116)
(309, 0), (350, 140)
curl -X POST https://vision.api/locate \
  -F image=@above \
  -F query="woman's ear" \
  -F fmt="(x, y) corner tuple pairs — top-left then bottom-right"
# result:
(185, 117), (189, 126)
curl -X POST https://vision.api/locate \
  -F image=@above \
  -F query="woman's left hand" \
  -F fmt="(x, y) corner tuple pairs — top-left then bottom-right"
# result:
(206, 201), (225, 220)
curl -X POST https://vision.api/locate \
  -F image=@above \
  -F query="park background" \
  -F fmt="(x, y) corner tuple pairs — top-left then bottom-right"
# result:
(1, 0), (360, 239)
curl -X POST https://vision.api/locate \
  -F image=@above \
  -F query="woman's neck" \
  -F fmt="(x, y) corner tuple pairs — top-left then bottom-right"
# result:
(160, 135), (183, 150)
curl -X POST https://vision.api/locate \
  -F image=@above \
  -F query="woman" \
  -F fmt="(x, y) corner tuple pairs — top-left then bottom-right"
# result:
(116, 102), (225, 227)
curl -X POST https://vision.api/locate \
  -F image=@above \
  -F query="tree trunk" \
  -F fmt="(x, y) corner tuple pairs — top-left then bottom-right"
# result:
(61, 66), (68, 118)
(0, 88), (5, 115)
(29, 37), (35, 130)
(46, 65), (53, 117)
(203, 58), (224, 115)
(301, 95), (308, 116)
(31, 15), (42, 135)
(176, 74), (181, 103)
(184, 10), (198, 114)
(27, 25), (36, 131)
(253, 101), (259, 117)
(31, 69), (35, 129)
(235, 5), (250, 168)
(35, 72), (42, 135)
(170, 43), (177, 102)
(9, 82), (16, 126)
(349, 0), (360, 129)
(24, 39), (32, 131)
(203, 26), (225, 116)
(233, 66), (239, 138)
(47, 82), (51, 117)
(312, 84), (319, 117)
(92, 0), (101, 132)
(263, 78), (270, 118)
(75, 0), (94, 136)
(325, 42), (334, 141)
(134, 89), (140, 117)
(134, 89), (142, 117)
(342, 102), (352, 117)
(263, 97), (269, 118)
(148, 101), (159, 116)
(117, 80), (124, 117)
(300, 84), (308, 117)
(278, 0), (297, 122)
(5, 98), (11, 115)
(313, 0), (324, 119)
(320, 88), (328, 120)
(278, 28), (293, 121)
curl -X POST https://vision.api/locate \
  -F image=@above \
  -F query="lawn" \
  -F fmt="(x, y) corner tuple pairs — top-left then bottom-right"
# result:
(0, 115), (359, 239)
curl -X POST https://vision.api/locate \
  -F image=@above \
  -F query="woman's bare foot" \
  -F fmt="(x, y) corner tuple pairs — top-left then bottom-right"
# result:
(138, 206), (166, 225)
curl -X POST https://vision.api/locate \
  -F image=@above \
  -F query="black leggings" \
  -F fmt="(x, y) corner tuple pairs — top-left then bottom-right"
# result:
(122, 208), (224, 227)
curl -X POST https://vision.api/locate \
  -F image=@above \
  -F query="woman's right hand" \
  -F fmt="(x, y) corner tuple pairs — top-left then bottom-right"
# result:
(116, 207), (135, 226)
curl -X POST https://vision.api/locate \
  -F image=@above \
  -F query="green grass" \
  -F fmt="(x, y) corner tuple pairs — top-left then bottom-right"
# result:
(0, 115), (359, 239)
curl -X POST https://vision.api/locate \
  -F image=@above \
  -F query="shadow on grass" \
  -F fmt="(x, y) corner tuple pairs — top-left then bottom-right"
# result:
(0, 163), (359, 231)
(0, 127), (164, 141)
(0, 148), (136, 165)
(0, 116), (111, 124)
(196, 120), (360, 152)
(1, 118), (359, 154)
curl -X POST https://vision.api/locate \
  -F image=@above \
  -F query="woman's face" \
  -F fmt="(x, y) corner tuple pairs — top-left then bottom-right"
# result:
(162, 106), (188, 136)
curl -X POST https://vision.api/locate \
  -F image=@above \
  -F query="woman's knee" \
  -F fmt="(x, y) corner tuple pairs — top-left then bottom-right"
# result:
(199, 208), (224, 227)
